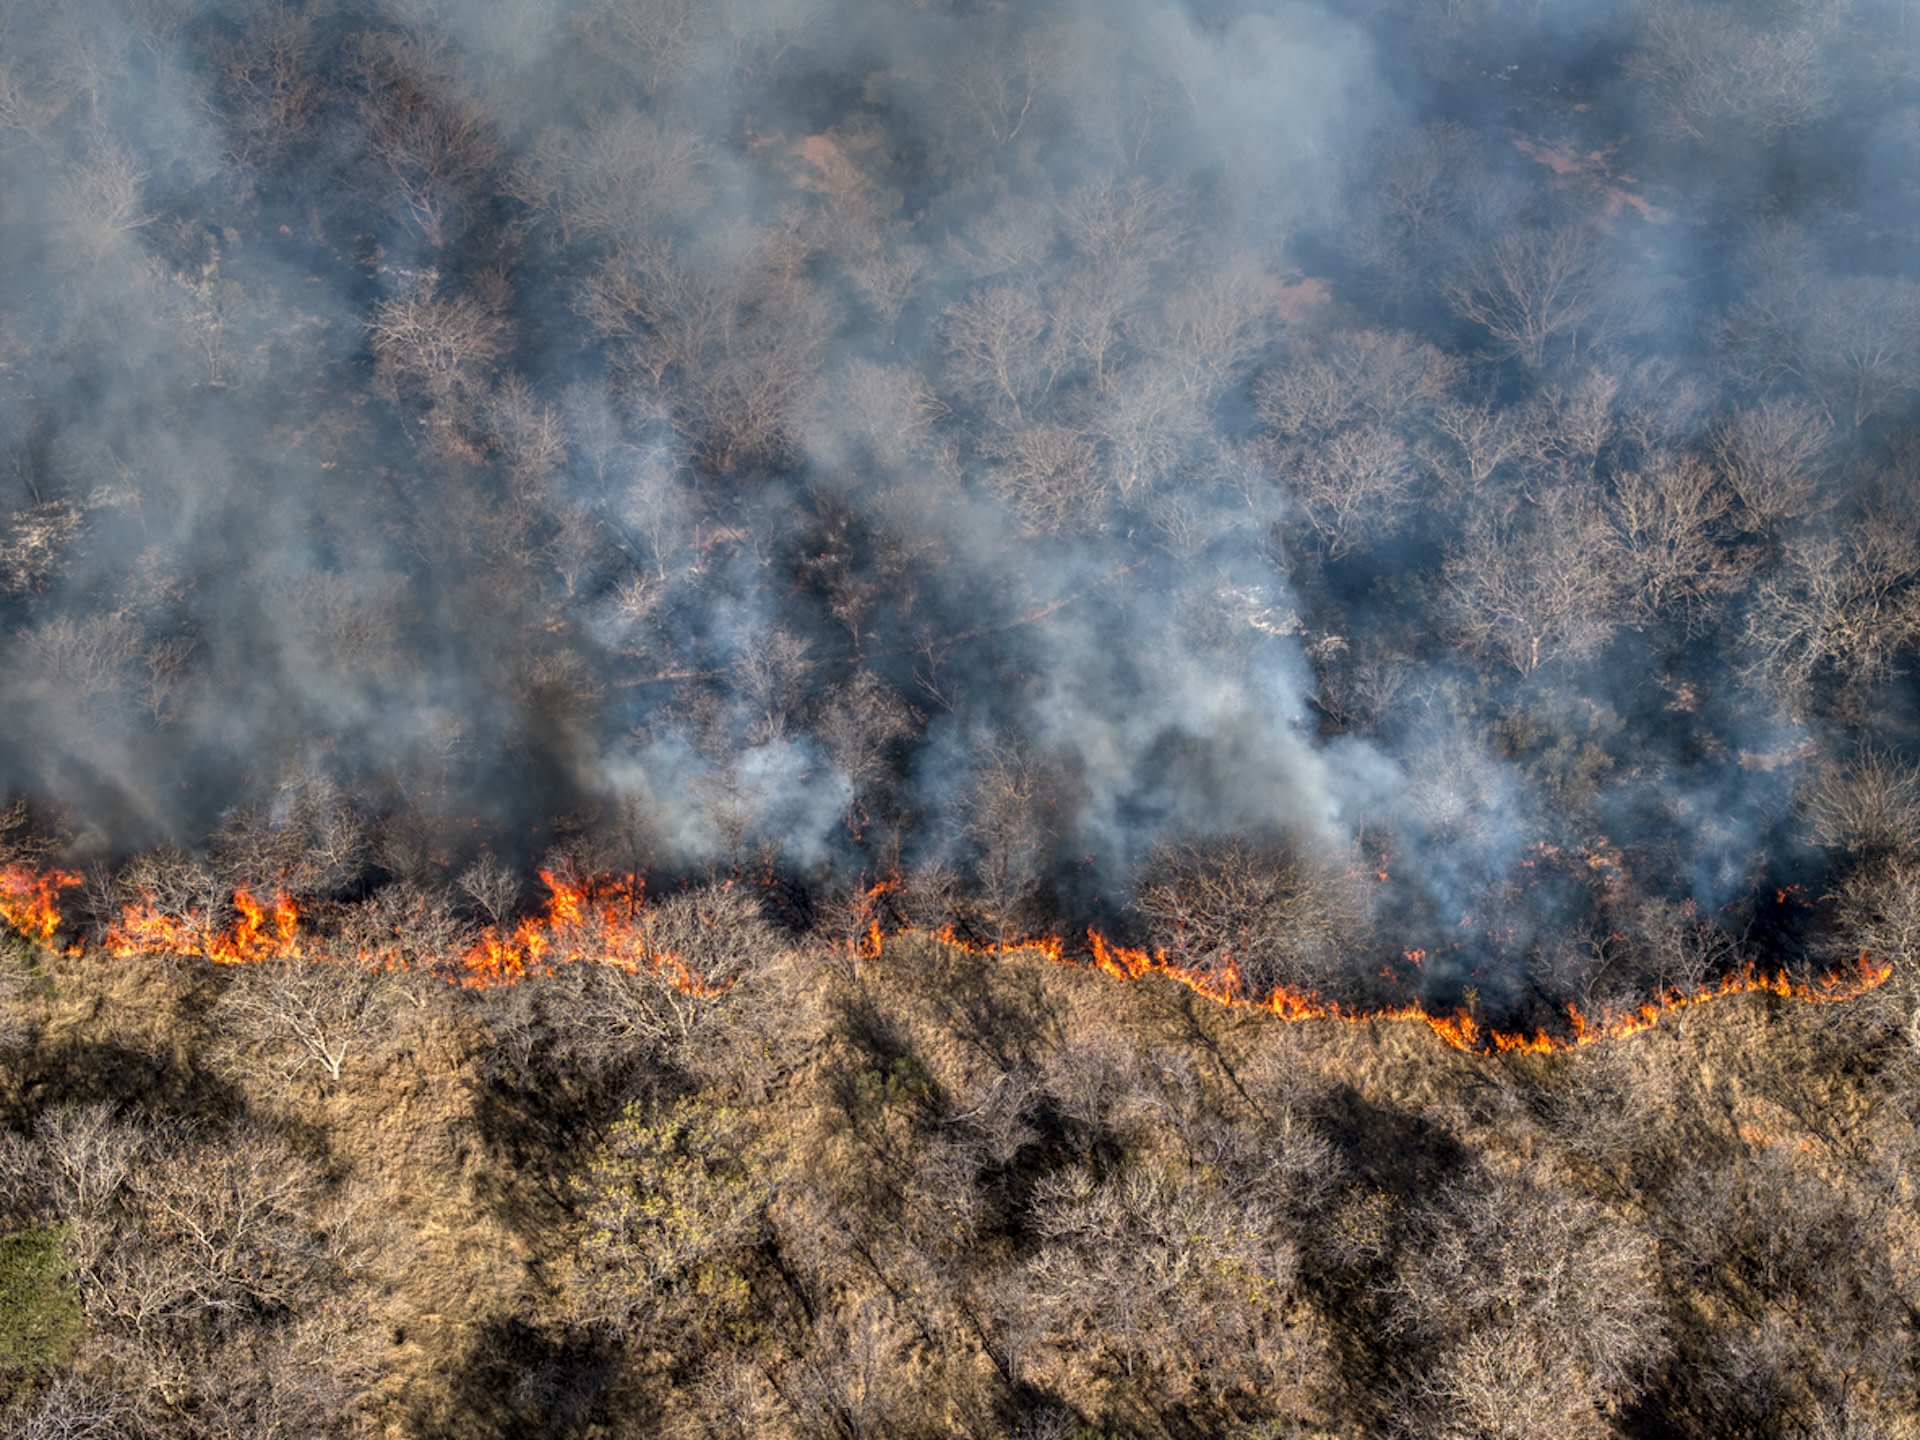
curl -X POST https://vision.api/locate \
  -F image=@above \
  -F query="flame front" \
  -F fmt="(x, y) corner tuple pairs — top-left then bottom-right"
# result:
(0, 864), (1897, 1051)
(0, 866), (80, 945)
(456, 870), (728, 995)
(106, 886), (303, 965)
(855, 908), (1894, 1056)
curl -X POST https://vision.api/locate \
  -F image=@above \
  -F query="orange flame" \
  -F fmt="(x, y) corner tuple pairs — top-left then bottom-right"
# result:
(0, 863), (1896, 1050)
(105, 886), (302, 965)
(455, 870), (728, 995)
(0, 866), (81, 944)
(854, 917), (1894, 1056)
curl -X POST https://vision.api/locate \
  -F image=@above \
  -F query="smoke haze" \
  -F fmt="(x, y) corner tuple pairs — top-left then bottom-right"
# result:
(4, 0), (1918, 1019)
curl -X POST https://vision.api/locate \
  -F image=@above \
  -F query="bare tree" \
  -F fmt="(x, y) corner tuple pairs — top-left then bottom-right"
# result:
(1444, 485), (1632, 675)
(1826, 853), (1920, 990)
(580, 235), (831, 474)
(214, 958), (405, 1083)
(943, 282), (1057, 421)
(1275, 424), (1419, 559)
(1628, 3), (1836, 145)
(1740, 510), (1920, 713)
(510, 111), (709, 249)
(1134, 834), (1373, 995)
(483, 375), (569, 488)
(351, 31), (501, 250)
(962, 750), (1049, 948)
(368, 271), (507, 411)
(572, 0), (708, 101)
(1088, 360), (1211, 505)
(1443, 222), (1611, 368)
(1383, 1161), (1666, 1440)
(456, 851), (521, 927)
(986, 422), (1104, 534)
(1139, 261), (1270, 402)
(938, 23), (1069, 153)
(1709, 398), (1833, 533)
(1424, 397), (1532, 501)
(844, 241), (930, 348)
(1799, 750), (1920, 858)
(50, 141), (154, 269)
(215, 0), (324, 171)
(17, 612), (142, 706)
(1021, 1161), (1314, 1412)
(1607, 453), (1746, 624)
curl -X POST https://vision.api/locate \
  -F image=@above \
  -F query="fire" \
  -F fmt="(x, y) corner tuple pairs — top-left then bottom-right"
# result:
(81, 868), (724, 997)
(0, 865), (80, 945)
(455, 870), (729, 995)
(106, 886), (302, 964)
(853, 906), (1895, 1056)
(0, 863), (1898, 1051)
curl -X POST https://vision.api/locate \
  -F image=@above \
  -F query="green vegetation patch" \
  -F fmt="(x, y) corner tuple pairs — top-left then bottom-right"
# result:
(0, 1224), (83, 1391)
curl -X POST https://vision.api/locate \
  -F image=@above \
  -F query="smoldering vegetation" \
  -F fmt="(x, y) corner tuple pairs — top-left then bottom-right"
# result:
(3, 0), (1920, 1016)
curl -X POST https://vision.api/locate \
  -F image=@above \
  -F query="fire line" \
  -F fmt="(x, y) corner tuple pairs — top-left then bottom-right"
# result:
(1, 866), (1896, 1053)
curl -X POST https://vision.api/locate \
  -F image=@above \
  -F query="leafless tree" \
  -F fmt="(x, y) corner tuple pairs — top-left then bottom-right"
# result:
(1443, 221), (1612, 368)
(947, 194), (1056, 280)
(209, 771), (371, 895)
(1138, 261), (1270, 402)
(580, 235), (831, 474)
(50, 141), (154, 269)
(1021, 1161), (1314, 1412)
(1275, 423), (1419, 559)
(17, 612), (142, 706)
(457, 851), (521, 927)
(1709, 397), (1833, 533)
(483, 374), (570, 488)
(843, 241), (930, 348)
(1607, 453), (1746, 624)
(109, 845), (226, 937)
(510, 110), (709, 249)
(351, 32), (501, 250)
(216, 1), (324, 172)
(805, 359), (946, 476)
(1824, 854), (1920, 1015)
(1800, 750), (1920, 858)
(1088, 360), (1211, 505)
(986, 422), (1104, 534)
(1423, 397), (1532, 502)
(1383, 1161), (1666, 1440)
(1800, 275), (1920, 430)
(368, 271), (507, 411)
(817, 671), (917, 798)
(1740, 509), (1920, 713)
(943, 282), (1058, 421)
(962, 749), (1049, 948)
(0, 500), (84, 597)
(1628, 3), (1836, 145)
(572, 0), (708, 101)
(214, 958), (405, 1083)
(782, 1297), (921, 1440)
(938, 24), (1069, 153)
(1444, 486), (1632, 675)
(331, 878), (464, 971)
(1134, 833), (1373, 995)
